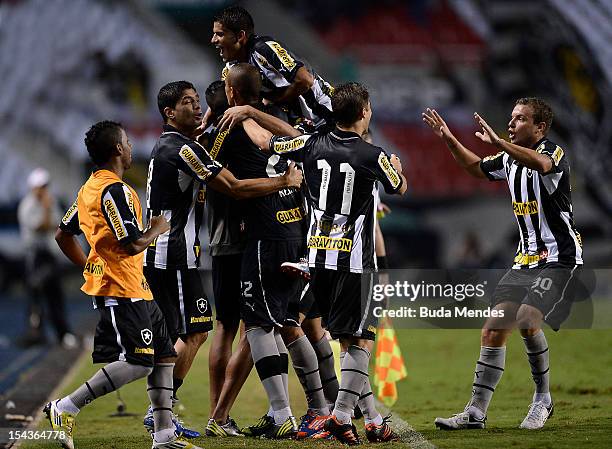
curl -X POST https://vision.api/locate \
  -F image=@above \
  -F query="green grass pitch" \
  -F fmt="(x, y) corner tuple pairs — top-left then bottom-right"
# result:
(24, 329), (612, 448)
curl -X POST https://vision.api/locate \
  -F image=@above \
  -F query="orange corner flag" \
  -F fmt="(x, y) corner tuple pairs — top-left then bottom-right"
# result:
(373, 318), (407, 406)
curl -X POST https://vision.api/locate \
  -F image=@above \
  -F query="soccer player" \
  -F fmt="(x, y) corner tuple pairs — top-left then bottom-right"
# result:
(211, 5), (334, 130)
(204, 64), (335, 439)
(142, 80), (302, 436)
(49, 121), (201, 449)
(422, 98), (583, 430)
(199, 80), (252, 437)
(242, 82), (407, 445)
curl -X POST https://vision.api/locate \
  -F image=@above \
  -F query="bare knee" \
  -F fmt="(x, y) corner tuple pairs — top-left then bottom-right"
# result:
(516, 305), (543, 334)
(280, 326), (304, 345)
(183, 331), (208, 348)
(480, 328), (511, 346)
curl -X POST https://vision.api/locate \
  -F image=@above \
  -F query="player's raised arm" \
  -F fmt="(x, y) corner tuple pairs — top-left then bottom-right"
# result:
(422, 108), (487, 179)
(242, 118), (275, 152)
(208, 164), (302, 199)
(474, 112), (553, 173)
(265, 66), (314, 104)
(219, 105), (301, 138)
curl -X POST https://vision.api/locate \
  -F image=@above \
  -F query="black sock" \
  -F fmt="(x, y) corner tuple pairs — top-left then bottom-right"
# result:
(173, 377), (184, 401)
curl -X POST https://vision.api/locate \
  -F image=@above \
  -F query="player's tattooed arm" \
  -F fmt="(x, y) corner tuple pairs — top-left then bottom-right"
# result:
(422, 108), (487, 179)
(219, 105), (301, 138)
(208, 164), (303, 199)
(474, 112), (553, 173)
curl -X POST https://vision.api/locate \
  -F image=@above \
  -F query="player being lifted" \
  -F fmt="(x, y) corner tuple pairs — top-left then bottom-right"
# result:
(423, 98), (583, 430)
(49, 121), (201, 449)
(242, 82), (407, 445)
(211, 5), (333, 130)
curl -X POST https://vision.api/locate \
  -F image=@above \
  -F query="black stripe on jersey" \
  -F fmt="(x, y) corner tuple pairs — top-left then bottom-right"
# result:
(511, 165), (530, 260)
(541, 186), (580, 265)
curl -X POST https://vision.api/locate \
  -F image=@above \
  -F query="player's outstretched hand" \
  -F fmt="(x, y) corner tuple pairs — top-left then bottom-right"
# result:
(474, 112), (500, 146)
(284, 162), (303, 188)
(422, 108), (452, 140)
(149, 215), (170, 235)
(219, 105), (252, 131)
(390, 154), (403, 173)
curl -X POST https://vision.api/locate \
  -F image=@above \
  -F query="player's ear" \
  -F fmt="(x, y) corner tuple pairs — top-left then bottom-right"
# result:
(236, 30), (247, 45)
(164, 106), (175, 121)
(537, 121), (547, 136)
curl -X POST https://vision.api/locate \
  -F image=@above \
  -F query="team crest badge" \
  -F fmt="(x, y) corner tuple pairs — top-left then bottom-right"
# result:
(196, 298), (208, 314)
(141, 328), (153, 346)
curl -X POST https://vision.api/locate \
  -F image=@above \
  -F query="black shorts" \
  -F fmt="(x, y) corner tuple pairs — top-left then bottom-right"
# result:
(491, 263), (583, 329)
(212, 254), (243, 327)
(311, 268), (377, 341)
(240, 240), (304, 328)
(299, 284), (322, 320)
(92, 299), (176, 367)
(144, 266), (213, 343)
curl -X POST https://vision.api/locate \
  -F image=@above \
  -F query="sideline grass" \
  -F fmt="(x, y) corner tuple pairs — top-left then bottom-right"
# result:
(24, 329), (612, 448)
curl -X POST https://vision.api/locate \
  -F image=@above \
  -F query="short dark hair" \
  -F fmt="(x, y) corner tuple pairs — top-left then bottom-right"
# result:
(515, 97), (554, 133)
(205, 80), (229, 118)
(213, 5), (254, 37)
(84, 121), (123, 166)
(332, 82), (370, 127)
(227, 63), (261, 104)
(157, 80), (196, 122)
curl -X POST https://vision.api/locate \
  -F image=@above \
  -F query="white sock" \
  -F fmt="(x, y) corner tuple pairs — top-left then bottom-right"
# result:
(467, 405), (485, 420)
(267, 404), (274, 417)
(534, 392), (552, 406)
(273, 406), (292, 424)
(153, 427), (176, 443)
(334, 409), (352, 425)
(56, 397), (80, 415)
(365, 413), (383, 426)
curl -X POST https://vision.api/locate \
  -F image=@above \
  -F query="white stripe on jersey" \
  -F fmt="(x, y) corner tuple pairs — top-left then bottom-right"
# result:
(521, 170), (538, 256)
(151, 209), (172, 268)
(323, 213), (345, 269)
(252, 51), (291, 88)
(373, 184), (380, 271)
(349, 214), (366, 273)
(540, 171), (563, 195)
(508, 164), (527, 255)
(308, 209), (321, 267)
(109, 306), (127, 362)
(184, 183), (199, 268)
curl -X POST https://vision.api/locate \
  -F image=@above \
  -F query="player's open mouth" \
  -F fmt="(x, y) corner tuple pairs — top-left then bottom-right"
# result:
(194, 113), (203, 120)
(509, 132), (515, 141)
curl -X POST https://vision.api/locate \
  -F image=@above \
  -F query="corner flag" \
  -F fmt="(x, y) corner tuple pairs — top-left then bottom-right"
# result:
(373, 318), (407, 406)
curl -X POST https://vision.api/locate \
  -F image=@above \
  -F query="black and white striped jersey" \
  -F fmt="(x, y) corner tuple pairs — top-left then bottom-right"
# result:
(144, 125), (223, 269)
(269, 128), (404, 273)
(223, 34), (334, 129)
(480, 138), (583, 269)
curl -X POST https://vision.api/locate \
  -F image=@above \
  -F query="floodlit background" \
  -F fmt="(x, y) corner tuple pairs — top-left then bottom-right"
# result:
(0, 1), (610, 442)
